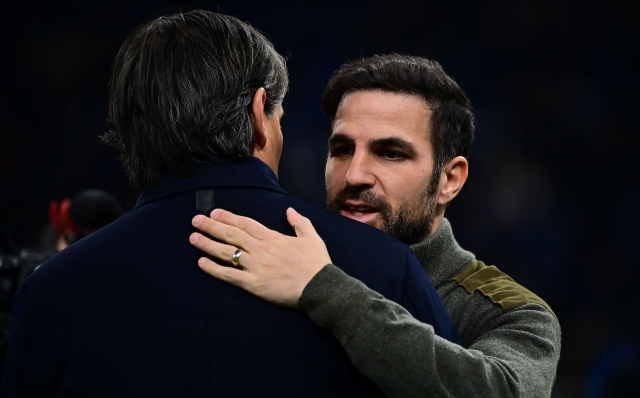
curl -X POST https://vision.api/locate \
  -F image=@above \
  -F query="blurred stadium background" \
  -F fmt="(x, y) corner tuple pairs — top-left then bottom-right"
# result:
(1, 1), (639, 396)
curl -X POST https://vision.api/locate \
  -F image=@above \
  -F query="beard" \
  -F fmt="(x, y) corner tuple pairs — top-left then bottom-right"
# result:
(327, 174), (440, 245)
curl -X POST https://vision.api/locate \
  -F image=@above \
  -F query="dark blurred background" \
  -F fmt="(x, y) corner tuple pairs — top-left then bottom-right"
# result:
(1, 0), (638, 396)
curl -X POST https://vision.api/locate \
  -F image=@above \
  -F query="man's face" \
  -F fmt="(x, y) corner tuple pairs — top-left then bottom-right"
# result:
(325, 90), (439, 245)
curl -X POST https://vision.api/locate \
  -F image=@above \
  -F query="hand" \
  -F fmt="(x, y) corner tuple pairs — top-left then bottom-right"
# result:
(189, 208), (332, 308)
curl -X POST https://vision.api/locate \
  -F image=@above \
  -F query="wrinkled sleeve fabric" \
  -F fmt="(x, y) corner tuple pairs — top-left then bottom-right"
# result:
(1, 286), (29, 397)
(298, 264), (561, 398)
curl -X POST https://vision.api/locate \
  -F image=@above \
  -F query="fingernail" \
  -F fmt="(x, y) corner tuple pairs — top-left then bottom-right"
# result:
(193, 215), (204, 225)
(189, 233), (199, 243)
(211, 209), (221, 219)
(198, 257), (207, 266)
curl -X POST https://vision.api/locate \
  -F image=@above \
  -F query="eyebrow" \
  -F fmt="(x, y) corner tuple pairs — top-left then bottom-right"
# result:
(328, 133), (418, 157)
(369, 137), (417, 157)
(328, 133), (355, 147)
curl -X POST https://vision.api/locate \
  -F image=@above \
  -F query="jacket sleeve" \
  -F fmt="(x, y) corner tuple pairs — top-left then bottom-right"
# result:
(1, 286), (29, 396)
(298, 264), (561, 398)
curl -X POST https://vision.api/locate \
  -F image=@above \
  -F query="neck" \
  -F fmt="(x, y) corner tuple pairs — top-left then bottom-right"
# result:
(252, 152), (279, 177)
(429, 212), (444, 236)
(428, 202), (449, 236)
(410, 218), (475, 288)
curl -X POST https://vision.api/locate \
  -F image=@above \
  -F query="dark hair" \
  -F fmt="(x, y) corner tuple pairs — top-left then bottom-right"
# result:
(321, 54), (474, 175)
(103, 10), (288, 188)
(69, 189), (123, 231)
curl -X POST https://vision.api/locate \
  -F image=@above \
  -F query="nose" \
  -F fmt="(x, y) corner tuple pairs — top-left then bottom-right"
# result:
(344, 150), (376, 188)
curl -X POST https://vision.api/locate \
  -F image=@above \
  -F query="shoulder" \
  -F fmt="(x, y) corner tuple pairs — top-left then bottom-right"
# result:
(289, 199), (417, 278)
(450, 260), (558, 322)
(21, 213), (138, 297)
(22, 238), (96, 297)
(287, 198), (410, 254)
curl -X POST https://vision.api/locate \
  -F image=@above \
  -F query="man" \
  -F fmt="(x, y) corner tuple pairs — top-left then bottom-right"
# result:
(48, 189), (124, 252)
(190, 54), (561, 397)
(1, 12), (459, 397)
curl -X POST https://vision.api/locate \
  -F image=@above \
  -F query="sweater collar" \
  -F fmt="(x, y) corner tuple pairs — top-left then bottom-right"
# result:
(410, 218), (476, 288)
(134, 157), (288, 209)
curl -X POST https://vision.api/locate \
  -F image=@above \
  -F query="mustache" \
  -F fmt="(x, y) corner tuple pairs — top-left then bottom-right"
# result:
(327, 185), (391, 214)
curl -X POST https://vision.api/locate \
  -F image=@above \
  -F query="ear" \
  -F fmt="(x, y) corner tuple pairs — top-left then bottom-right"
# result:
(436, 156), (469, 205)
(250, 87), (268, 150)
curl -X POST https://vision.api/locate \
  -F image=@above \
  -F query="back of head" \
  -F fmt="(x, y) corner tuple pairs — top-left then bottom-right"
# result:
(48, 189), (123, 247)
(103, 10), (288, 188)
(321, 54), (475, 175)
(69, 189), (123, 233)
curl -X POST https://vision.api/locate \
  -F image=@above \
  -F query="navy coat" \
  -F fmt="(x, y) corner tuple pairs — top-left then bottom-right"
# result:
(2, 158), (459, 397)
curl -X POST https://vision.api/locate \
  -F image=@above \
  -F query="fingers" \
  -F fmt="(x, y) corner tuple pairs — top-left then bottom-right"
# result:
(190, 232), (249, 268)
(197, 257), (250, 288)
(286, 208), (320, 239)
(192, 214), (257, 251)
(209, 209), (269, 241)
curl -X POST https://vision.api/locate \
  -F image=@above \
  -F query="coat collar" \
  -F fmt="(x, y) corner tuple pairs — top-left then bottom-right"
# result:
(134, 157), (288, 209)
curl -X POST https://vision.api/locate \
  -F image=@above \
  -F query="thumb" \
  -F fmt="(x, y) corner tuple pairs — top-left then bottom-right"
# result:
(286, 208), (318, 239)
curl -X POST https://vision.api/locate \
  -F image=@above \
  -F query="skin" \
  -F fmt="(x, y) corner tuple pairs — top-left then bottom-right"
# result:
(250, 87), (284, 177)
(326, 91), (437, 232)
(190, 89), (469, 308)
(55, 235), (69, 251)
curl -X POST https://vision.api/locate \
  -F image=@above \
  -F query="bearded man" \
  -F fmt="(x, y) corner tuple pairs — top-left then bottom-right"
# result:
(190, 54), (561, 397)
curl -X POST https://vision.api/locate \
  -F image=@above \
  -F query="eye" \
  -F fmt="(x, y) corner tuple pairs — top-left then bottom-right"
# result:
(385, 150), (401, 159)
(378, 149), (407, 161)
(331, 145), (354, 157)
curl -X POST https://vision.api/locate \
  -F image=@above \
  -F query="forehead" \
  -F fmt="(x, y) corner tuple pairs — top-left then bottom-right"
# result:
(332, 90), (432, 142)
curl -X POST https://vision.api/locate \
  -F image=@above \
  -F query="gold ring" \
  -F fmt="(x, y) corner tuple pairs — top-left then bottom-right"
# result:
(231, 249), (243, 267)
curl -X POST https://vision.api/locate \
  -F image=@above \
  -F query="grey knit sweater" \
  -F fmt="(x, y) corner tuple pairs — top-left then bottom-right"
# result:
(298, 219), (561, 398)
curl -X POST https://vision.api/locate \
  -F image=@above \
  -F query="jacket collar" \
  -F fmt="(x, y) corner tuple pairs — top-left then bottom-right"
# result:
(134, 157), (288, 209)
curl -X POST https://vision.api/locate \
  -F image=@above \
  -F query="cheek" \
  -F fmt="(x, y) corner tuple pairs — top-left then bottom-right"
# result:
(381, 170), (430, 207)
(324, 161), (343, 195)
